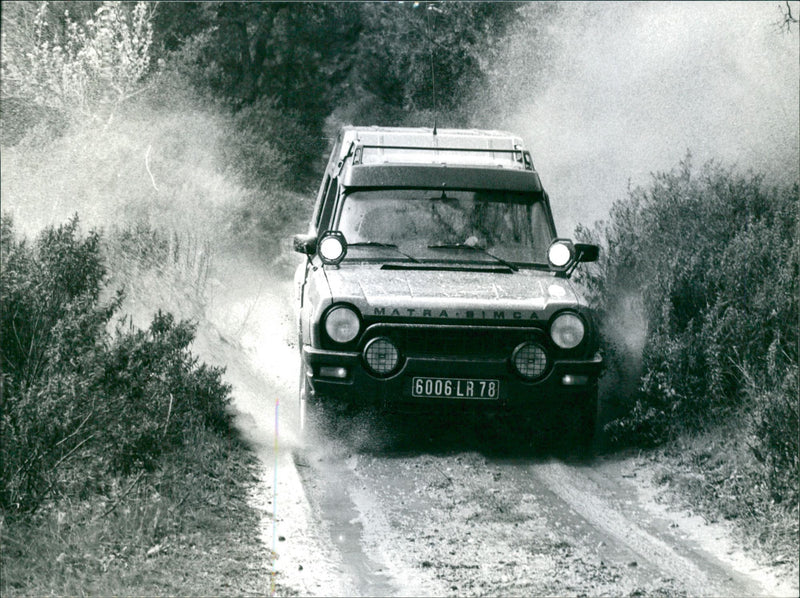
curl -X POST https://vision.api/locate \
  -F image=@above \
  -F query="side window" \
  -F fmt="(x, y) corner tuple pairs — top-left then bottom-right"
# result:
(530, 202), (554, 259)
(317, 177), (339, 232)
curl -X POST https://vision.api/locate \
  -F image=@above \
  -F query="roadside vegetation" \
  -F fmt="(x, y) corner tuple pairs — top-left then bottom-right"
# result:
(1, 1), (797, 593)
(577, 157), (799, 561)
(0, 216), (280, 595)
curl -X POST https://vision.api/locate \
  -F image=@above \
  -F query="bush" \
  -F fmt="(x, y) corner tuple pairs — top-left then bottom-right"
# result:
(228, 96), (320, 189)
(1, 216), (232, 514)
(1, 215), (110, 393)
(579, 156), (798, 450)
(97, 312), (231, 473)
(1, 2), (155, 128)
(744, 361), (799, 508)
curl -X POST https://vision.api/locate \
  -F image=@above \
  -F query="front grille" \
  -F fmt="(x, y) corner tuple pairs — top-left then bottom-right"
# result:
(361, 323), (546, 359)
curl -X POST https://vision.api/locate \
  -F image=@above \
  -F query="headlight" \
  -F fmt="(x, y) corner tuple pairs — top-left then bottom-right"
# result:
(363, 337), (400, 375)
(324, 305), (360, 343)
(550, 312), (585, 349)
(511, 342), (548, 379)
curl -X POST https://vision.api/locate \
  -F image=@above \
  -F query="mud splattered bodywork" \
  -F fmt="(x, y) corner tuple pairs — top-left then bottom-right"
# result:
(294, 127), (602, 436)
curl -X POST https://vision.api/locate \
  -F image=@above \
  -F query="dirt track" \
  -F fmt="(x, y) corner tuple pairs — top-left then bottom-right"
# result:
(200, 265), (797, 598)
(271, 412), (795, 598)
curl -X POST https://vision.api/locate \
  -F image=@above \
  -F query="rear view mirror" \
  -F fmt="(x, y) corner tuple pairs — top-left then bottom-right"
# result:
(575, 243), (599, 263)
(548, 239), (600, 277)
(293, 234), (317, 255)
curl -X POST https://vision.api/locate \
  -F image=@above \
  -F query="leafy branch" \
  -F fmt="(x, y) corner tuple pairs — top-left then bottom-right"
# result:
(2, 1), (158, 128)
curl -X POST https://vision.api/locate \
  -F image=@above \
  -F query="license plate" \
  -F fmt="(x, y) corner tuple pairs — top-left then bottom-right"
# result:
(410, 377), (500, 399)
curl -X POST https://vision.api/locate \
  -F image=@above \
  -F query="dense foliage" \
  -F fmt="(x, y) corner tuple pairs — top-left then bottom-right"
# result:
(1, 0), (796, 560)
(578, 157), (798, 504)
(1, 217), (232, 514)
(1, 1), (529, 186)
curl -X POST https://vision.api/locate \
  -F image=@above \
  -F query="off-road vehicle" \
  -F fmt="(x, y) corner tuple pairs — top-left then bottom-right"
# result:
(293, 126), (602, 442)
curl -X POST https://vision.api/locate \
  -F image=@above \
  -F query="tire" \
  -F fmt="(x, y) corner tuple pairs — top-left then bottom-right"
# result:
(570, 389), (598, 457)
(298, 360), (352, 441)
(298, 358), (313, 440)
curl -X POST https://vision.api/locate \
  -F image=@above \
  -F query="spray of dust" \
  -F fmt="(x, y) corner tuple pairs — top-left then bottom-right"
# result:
(481, 2), (799, 405)
(492, 1), (799, 236)
(1, 93), (306, 449)
(4, 2), (796, 442)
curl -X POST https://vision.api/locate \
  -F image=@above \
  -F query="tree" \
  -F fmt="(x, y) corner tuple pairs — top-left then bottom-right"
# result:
(177, 3), (360, 120)
(352, 2), (518, 126)
(1, 1), (156, 129)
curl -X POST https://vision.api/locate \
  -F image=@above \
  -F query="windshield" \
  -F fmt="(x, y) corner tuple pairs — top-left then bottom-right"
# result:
(335, 189), (554, 265)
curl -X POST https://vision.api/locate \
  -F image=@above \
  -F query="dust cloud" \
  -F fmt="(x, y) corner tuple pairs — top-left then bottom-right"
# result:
(499, 2), (800, 235)
(0, 97), (305, 447)
(4, 2), (796, 447)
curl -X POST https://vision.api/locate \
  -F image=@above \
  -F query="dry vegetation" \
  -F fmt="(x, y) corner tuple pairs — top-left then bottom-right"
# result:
(1, 1), (797, 593)
(577, 157), (798, 561)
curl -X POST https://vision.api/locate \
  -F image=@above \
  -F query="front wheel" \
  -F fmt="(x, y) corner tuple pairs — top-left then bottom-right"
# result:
(569, 389), (598, 456)
(298, 358), (314, 440)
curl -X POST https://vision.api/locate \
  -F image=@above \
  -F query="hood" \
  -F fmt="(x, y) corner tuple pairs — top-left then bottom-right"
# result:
(323, 263), (581, 322)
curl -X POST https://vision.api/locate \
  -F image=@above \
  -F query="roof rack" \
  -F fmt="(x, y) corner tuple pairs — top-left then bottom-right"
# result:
(351, 143), (535, 171)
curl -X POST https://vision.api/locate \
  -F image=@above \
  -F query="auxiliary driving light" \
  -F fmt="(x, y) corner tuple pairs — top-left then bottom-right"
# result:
(318, 230), (347, 265)
(547, 239), (574, 269)
(511, 342), (548, 379)
(363, 337), (400, 375)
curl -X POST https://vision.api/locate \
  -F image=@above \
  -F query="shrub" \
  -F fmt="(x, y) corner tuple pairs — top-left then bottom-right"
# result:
(744, 359), (799, 508)
(1, 215), (111, 393)
(228, 96), (319, 189)
(1, 2), (156, 128)
(1, 216), (232, 514)
(97, 312), (231, 473)
(579, 156), (798, 449)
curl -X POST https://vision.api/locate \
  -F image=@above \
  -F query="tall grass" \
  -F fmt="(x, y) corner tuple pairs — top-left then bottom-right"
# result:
(1, 427), (270, 597)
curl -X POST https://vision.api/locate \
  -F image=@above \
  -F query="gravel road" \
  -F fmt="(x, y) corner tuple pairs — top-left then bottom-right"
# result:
(273, 412), (797, 597)
(202, 266), (797, 597)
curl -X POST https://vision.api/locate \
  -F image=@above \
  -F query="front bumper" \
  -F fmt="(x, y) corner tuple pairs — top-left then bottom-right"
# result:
(302, 345), (604, 409)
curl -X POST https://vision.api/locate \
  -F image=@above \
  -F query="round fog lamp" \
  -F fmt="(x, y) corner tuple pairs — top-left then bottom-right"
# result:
(364, 337), (400, 375)
(324, 305), (360, 343)
(550, 312), (585, 349)
(512, 342), (548, 379)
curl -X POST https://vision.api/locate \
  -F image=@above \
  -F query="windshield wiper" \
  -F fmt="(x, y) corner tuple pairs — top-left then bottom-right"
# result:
(427, 243), (519, 272)
(348, 242), (420, 263)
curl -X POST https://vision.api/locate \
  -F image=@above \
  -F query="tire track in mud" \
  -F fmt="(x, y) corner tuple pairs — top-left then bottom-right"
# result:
(525, 460), (736, 596)
(296, 422), (797, 597)
(293, 450), (398, 597)
(331, 447), (670, 597)
(294, 440), (448, 597)
(493, 457), (796, 597)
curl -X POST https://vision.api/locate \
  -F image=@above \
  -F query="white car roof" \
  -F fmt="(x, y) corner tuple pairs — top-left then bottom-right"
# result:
(336, 126), (530, 170)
